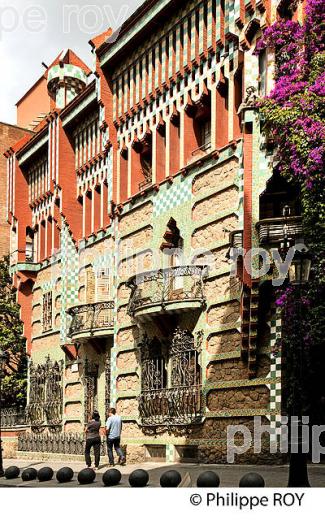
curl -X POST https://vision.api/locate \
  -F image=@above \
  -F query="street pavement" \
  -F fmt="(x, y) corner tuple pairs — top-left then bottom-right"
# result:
(1, 459), (325, 487)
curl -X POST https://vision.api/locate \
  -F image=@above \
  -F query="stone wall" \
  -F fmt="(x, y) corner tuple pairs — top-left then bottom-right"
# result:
(207, 301), (240, 327)
(207, 331), (241, 354)
(119, 202), (153, 234)
(192, 187), (238, 221)
(192, 215), (238, 248)
(207, 386), (270, 411)
(192, 159), (238, 195)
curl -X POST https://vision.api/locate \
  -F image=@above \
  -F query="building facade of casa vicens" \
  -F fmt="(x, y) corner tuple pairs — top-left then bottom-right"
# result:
(4, 0), (306, 464)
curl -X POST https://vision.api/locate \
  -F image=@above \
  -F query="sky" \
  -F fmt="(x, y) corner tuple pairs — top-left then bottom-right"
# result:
(0, 0), (144, 124)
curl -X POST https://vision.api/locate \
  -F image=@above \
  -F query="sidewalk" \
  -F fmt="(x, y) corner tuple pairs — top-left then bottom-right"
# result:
(1, 459), (325, 487)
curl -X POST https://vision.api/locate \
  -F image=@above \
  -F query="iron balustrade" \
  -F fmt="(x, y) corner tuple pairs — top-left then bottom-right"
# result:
(18, 432), (108, 456)
(256, 216), (303, 245)
(68, 301), (114, 337)
(191, 141), (212, 157)
(138, 179), (152, 191)
(139, 385), (203, 426)
(127, 265), (207, 316)
(1, 407), (27, 428)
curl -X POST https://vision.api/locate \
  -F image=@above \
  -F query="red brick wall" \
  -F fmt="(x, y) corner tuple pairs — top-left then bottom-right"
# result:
(243, 123), (253, 286)
(0, 122), (33, 258)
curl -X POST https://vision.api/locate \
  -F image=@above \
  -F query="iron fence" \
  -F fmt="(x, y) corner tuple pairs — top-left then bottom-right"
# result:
(18, 432), (108, 456)
(1, 407), (27, 428)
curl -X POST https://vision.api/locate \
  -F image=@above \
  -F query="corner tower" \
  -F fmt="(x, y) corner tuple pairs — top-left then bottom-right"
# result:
(46, 49), (91, 109)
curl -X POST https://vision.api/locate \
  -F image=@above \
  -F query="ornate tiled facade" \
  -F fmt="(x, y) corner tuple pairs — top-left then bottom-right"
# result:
(6, 0), (305, 463)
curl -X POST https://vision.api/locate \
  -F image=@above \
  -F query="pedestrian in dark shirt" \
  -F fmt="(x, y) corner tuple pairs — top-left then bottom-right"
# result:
(84, 410), (101, 469)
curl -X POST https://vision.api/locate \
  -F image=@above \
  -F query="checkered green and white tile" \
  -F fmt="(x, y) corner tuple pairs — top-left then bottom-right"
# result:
(153, 175), (192, 217)
(266, 306), (282, 444)
(244, 51), (259, 91)
(60, 220), (79, 344)
(234, 140), (245, 230)
(166, 444), (175, 463)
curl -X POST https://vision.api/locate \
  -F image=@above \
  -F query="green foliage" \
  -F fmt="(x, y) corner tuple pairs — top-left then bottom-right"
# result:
(258, 5), (325, 417)
(0, 256), (27, 407)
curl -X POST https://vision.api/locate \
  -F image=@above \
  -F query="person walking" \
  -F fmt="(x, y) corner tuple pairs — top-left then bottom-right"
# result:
(84, 410), (101, 470)
(106, 407), (126, 466)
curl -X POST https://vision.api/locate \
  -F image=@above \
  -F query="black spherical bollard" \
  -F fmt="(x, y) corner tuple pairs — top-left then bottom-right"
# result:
(4, 466), (20, 480)
(129, 469), (149, 488)
(197, 471), (220, 488)
(38, 467), (54, 482)
(160, 470), (182, 488)
(239, 472), (265, 487)
(21, 468), (38, 481)
(56, 467), (74, 484)
(78, 468), (96, 485)
(102, 468), (122, 487)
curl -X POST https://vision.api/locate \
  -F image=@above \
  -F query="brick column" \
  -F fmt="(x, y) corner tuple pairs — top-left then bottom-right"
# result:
(216, 79), (229, 149)
(119, 150), (128, 202)
(243, 122), (253, 286)
(53, 220), (60, 253)
(233, 68), (243, 141)
(40, 220), (46, 261)
(46, 217), (52, 258)
(183, 100), (198, 165)
(130, 144), (143, 196)
(94, 185), (101, 232)
(169, 118), (180, 176)
(155, 126), (166, 184)
(85, 191), (92, 237)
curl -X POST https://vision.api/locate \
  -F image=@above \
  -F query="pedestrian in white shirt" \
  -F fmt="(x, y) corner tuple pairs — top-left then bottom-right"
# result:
(105, 407), (126, 466)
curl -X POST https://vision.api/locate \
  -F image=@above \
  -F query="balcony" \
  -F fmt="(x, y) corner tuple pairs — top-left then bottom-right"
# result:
(127, 265), (207, 320)
(139, 386), (203, 427)
(68, 301), (114, 340)
(9, 247), (40, 271)
(229, 229), (243, 250)
(256, 216), (303, 245)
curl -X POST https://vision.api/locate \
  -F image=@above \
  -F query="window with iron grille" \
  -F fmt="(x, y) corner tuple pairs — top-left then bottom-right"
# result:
(138, 328), (203, 426)
(43, 292), (52, 332)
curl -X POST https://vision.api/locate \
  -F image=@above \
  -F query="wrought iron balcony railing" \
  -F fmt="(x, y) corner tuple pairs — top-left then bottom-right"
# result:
(127, 265), (207, 317)
(68, 301), (114, 338)
(1, 407), (27, 428)
(139, 385), (203, 427)
(256, 216), (303, 245)
(191, 141), (212, 157)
